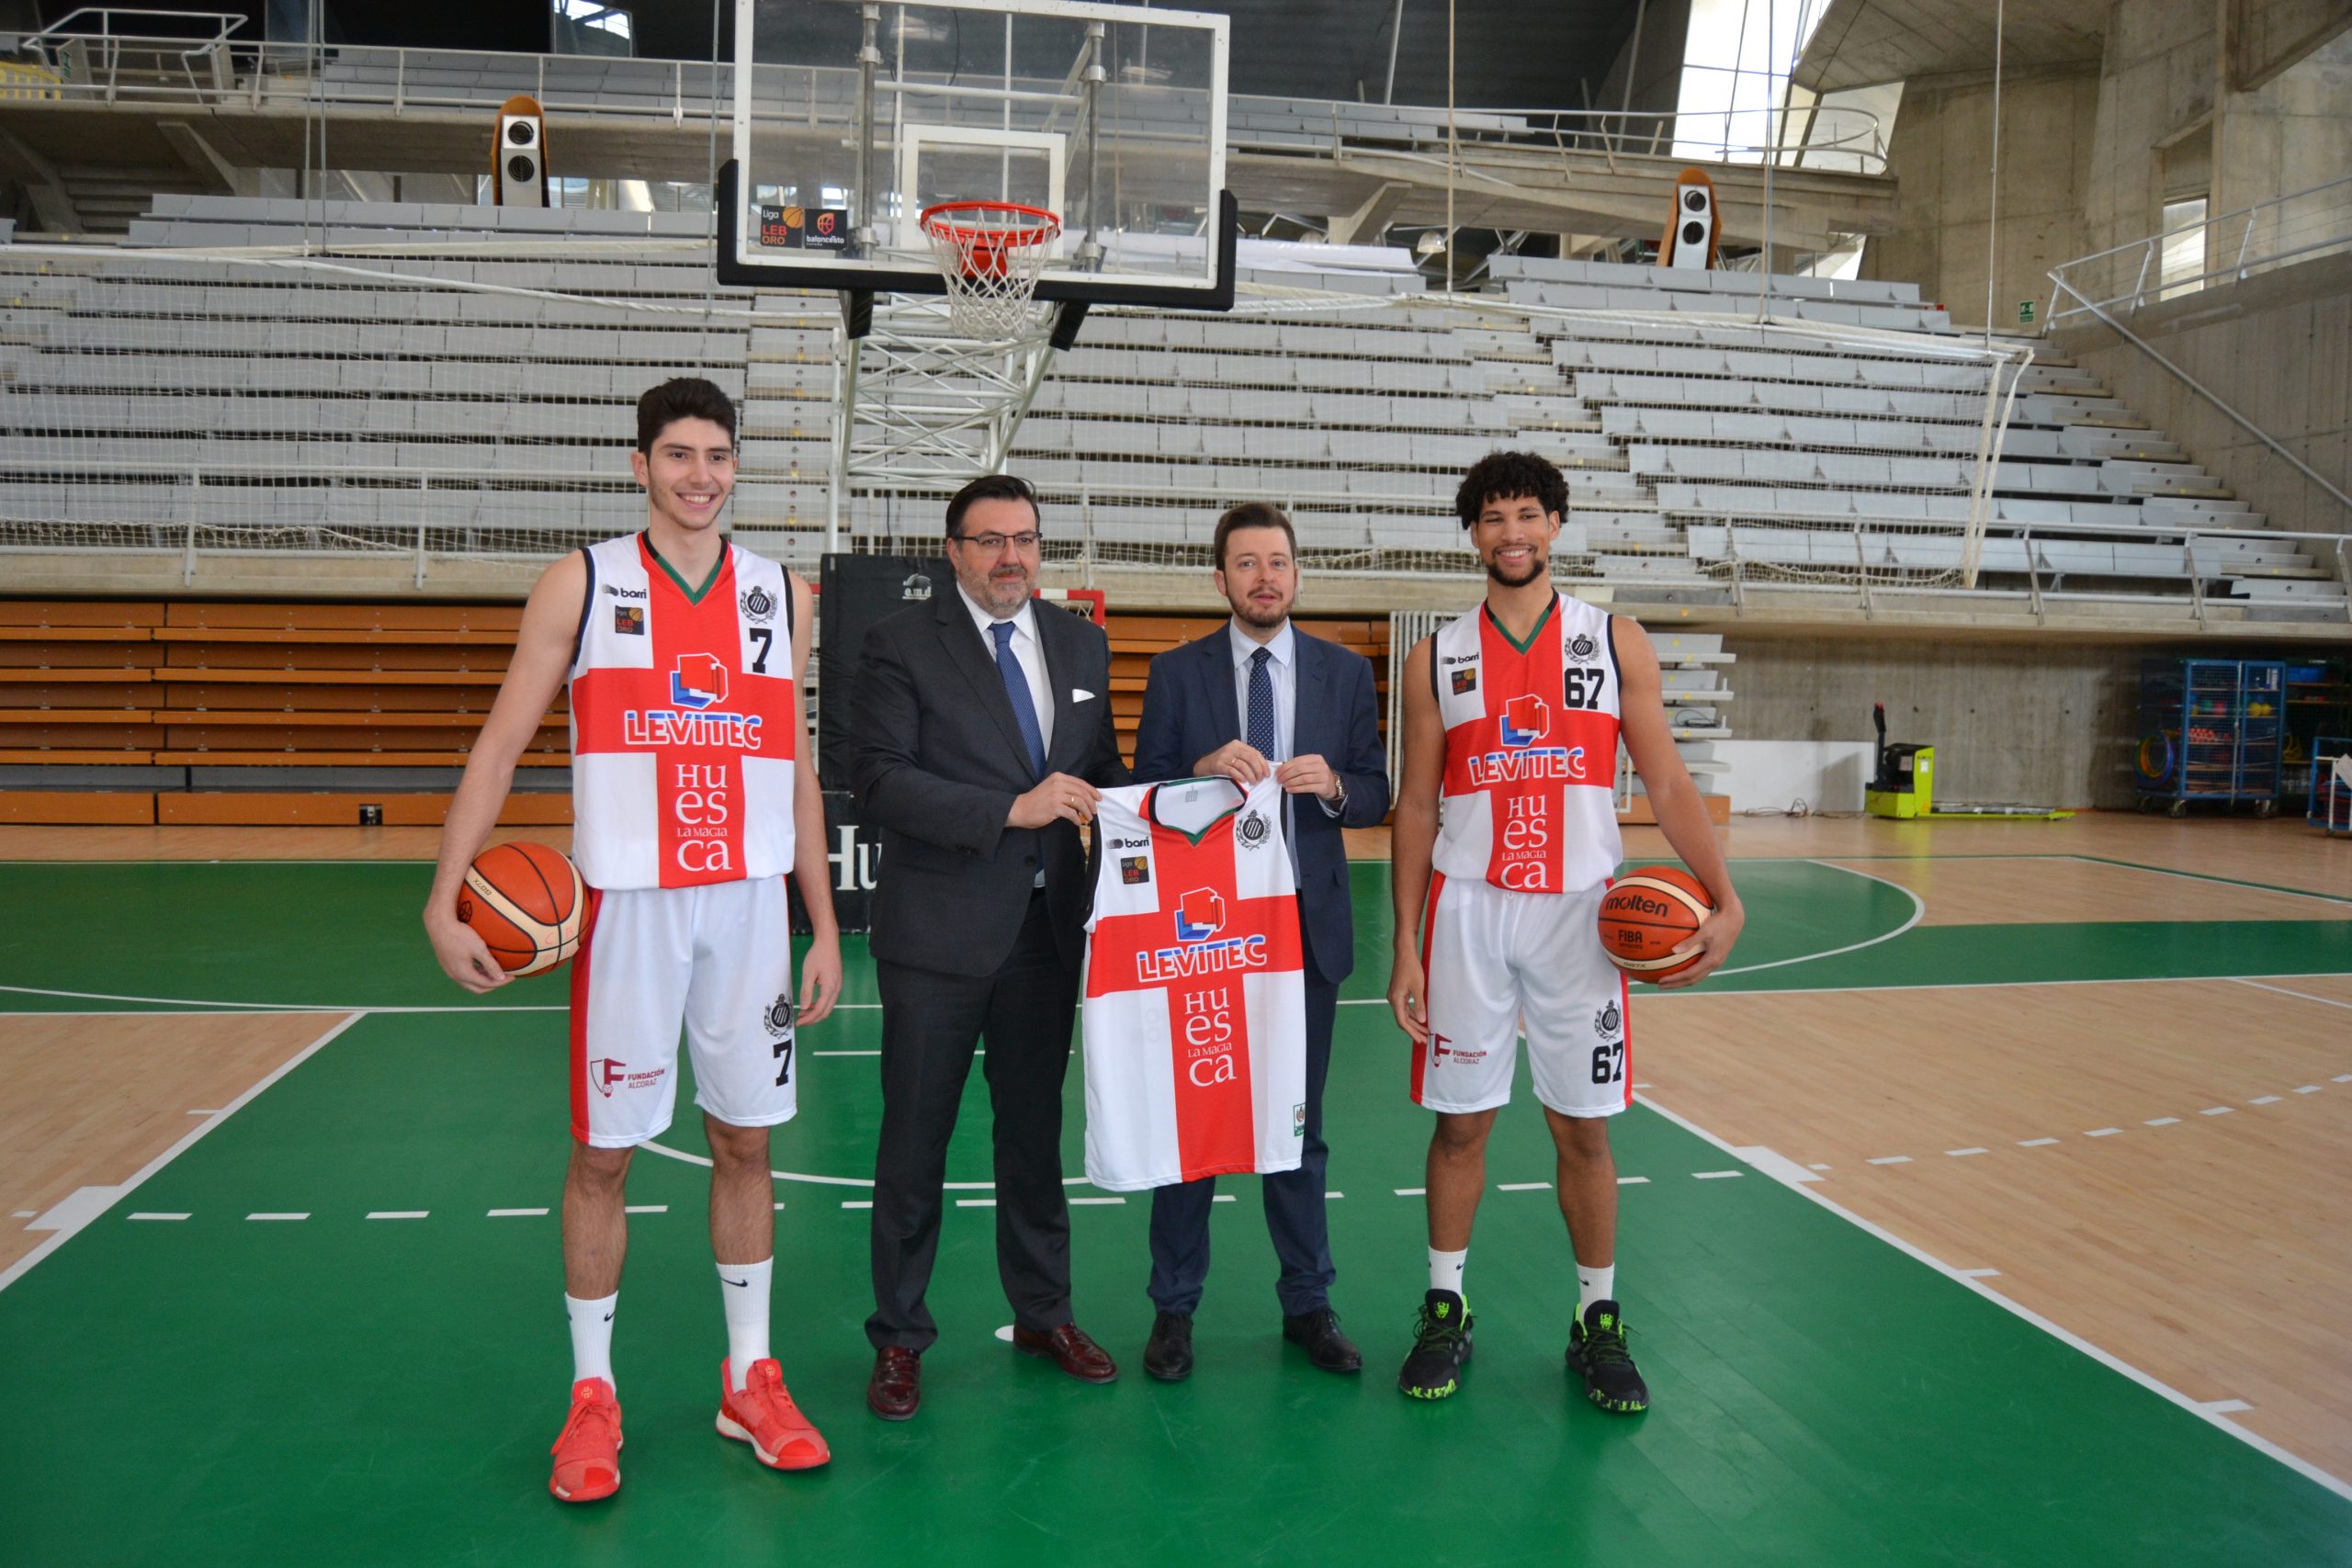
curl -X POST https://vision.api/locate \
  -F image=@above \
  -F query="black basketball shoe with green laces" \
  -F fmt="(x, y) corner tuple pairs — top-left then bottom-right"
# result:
(1396, 1290), (1474, 1400)
(1566, 1300), (1648, 1414)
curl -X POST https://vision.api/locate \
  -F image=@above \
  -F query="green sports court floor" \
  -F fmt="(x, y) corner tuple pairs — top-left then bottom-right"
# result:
(4, 857), (2349, 1566)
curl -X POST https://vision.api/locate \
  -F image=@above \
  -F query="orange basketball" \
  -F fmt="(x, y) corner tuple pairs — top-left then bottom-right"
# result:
(456, 840), (585, 976)
(1597, 865), (1715, 982)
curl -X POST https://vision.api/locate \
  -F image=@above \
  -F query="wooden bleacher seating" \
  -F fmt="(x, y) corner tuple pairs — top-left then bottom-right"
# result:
(0, 598), (1391, 826)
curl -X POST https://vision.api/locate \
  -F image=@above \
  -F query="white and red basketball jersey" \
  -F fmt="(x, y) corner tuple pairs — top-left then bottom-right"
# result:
(1080, 775), (1307, 1191)
(567, 534), (797, 891)
(1431, 592), (1622, 896)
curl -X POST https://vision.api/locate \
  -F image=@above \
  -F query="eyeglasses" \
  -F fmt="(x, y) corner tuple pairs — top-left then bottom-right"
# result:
(952, 530), (1042, 554)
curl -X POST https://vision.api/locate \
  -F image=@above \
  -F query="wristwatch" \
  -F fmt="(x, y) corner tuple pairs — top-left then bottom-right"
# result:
(1329, 775), (1349, 811)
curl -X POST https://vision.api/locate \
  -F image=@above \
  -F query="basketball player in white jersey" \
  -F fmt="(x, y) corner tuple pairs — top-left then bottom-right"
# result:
(423, 378), (842, 1501)
(1385, 451), (1744, 1410)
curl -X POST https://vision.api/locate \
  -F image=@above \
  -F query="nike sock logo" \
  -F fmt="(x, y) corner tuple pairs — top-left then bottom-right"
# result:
(721, 1276), (750, 1288)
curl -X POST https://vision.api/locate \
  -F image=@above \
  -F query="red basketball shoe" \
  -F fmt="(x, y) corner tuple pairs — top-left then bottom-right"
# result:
(548, 1377), (622, 1503)
(717, 1358), (831, 1471)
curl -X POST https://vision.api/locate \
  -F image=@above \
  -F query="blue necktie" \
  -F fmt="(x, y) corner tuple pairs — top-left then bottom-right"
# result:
(1247, 646), (1277, 760)
(992, 620), (1046, 779)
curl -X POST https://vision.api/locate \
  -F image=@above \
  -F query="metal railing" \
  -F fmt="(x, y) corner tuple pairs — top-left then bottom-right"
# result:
(2046, 173), (2352, 322)
(0, 27), (1891, 179)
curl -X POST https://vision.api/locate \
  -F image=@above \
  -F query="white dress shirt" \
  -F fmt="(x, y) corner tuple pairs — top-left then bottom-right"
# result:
(959, 583), (1055, 757)
(1227, 617), (1340, 821)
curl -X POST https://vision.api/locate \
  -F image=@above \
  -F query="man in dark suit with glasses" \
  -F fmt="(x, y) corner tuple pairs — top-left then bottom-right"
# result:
(850, 474), (1130, 1419)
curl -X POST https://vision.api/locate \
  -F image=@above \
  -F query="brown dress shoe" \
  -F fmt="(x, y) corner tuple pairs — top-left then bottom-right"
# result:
(867, 1347), (921, 1420)
(1010, 1322), (1119, 1383)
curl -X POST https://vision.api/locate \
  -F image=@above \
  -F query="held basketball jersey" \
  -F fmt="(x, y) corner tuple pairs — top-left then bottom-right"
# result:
(1431, 592), (1623, 896)
(567, 534), (797, 891)
(1080, 775), (1308, 1191)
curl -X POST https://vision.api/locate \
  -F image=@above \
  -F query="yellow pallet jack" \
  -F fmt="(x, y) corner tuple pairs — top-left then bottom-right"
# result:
(1867, 704), (2072, 821)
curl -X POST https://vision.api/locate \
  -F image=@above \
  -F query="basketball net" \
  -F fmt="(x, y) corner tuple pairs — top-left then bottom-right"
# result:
(919, 201), (1061, 340)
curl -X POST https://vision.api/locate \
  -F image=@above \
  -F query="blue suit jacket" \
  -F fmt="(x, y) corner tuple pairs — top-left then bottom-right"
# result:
(1133, 625), (1391, 987)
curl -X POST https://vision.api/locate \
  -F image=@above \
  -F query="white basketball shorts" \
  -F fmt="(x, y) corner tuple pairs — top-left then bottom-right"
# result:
(1410, 873), (1632, 1118)
(568, 874), (800, 1147)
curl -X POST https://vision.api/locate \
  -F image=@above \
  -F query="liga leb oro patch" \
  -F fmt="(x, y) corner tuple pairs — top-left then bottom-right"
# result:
(615, 604), (646, 636)
(1120, 855), (1151, 886)
(1451, 665), (1477, 695)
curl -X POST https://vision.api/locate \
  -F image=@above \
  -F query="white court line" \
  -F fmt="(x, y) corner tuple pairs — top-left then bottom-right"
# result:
(1867, 1156), (1912, 1166)
(2085, 1128), (2122, 1138)
(623, 1204), (667, 1214)
(1701, 861), (1927, 979)
(1635, 1089), (2352, 1504)
(488, 1208), (548, 1217)
(956, 1198), (996, 1208)
(2146, 1118), (2181, 1126)
(0, 1011), (364, 1294)
(246, 1213), (308, 1222)
(126, 1213), (187, 1222)
(366, 1211), (428, 1220)
(1212, 1194), (1238, 1203)
(2200, 1107), (2234, 1117)
(2018, 1137), (2061, 1147)
(1498, 1181), (1552, 1191)
(1069, 1197), (1125, 1206)
(1947, 1147), (1988, 1157)
(2230, 977), (2352, 1012)
(1616, 1176), (1649, 1186)
(1394, 1187), (1426, 1196)
(2072, 858), (2352, 908)
(1691, 1170), (1742, 1180)
(1958, 1268), (2002, 1279)
(842, 1200), (873, 1210)
(2250, 1096), (2282, 1106)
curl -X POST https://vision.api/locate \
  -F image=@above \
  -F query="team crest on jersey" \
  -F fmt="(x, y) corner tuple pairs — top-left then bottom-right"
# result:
(1293, 1102), (1306, 1136)
(1500, 694), (1549, 748)
(1236, 810), (1272, 851)
(671, 652), (729, 710)
(1595, 1000), (1622, 1039)
(1569, 632), (1600, 661)
(1120, 855), (1151, 886)
(1174, 887), (1226, 942)
(763, 992), (797, 1039)
(740, 584), (777, 626)
(615, 605), (645, 637)
(1451, 666), (1478, 695)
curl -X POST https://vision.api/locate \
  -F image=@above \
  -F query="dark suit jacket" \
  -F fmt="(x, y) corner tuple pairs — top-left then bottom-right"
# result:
(1133, 625), (1389, 987)
(851, 591), (1130, 976)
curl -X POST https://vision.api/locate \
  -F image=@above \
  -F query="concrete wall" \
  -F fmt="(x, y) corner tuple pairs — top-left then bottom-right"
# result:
(2061, 251), (2352, 538)
(1723, 635), (2147, 807)
(1860, 65), (2101, 330)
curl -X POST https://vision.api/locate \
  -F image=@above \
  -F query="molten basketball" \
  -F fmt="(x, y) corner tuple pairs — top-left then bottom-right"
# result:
(1597, 866), (1715, 982)
(456, 840), (585, 976)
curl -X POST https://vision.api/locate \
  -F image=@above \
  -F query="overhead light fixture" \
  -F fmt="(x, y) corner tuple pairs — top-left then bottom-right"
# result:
(1415, 229), (1447, 256)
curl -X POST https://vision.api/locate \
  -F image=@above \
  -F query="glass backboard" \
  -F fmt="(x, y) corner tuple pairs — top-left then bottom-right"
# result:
(718, 0), (1233, 308)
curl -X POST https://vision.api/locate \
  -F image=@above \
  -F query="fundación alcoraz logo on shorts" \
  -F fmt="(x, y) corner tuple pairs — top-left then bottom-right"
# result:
(1594, 1000), (1623, 1039)
(763, 992), (797, 1039)
(587, 1059), (667, 1098)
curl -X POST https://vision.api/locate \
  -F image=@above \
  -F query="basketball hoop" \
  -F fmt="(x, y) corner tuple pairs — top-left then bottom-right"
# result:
(919, 200), (1061, 339)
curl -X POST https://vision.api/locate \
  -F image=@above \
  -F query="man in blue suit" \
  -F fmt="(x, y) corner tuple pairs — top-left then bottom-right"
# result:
(1130, 502), (1392, 1380)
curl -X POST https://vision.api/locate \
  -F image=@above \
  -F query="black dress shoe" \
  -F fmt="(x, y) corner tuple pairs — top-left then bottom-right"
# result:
(1143, 1311), (1194, 1382)
(867, 1346), (922, 1420)
(1283, 1307), (1363, 1373)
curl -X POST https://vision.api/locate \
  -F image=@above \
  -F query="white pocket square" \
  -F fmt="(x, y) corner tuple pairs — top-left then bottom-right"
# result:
(1072, 687), (1096, 702)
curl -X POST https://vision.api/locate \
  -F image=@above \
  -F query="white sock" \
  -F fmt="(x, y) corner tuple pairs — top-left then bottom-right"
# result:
(1577, 1261), (1616, 1321)
(566, 1292), (617, 1389)
(718, 1258), (773, 1390)
(1428, 1247), (1468, 1299)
